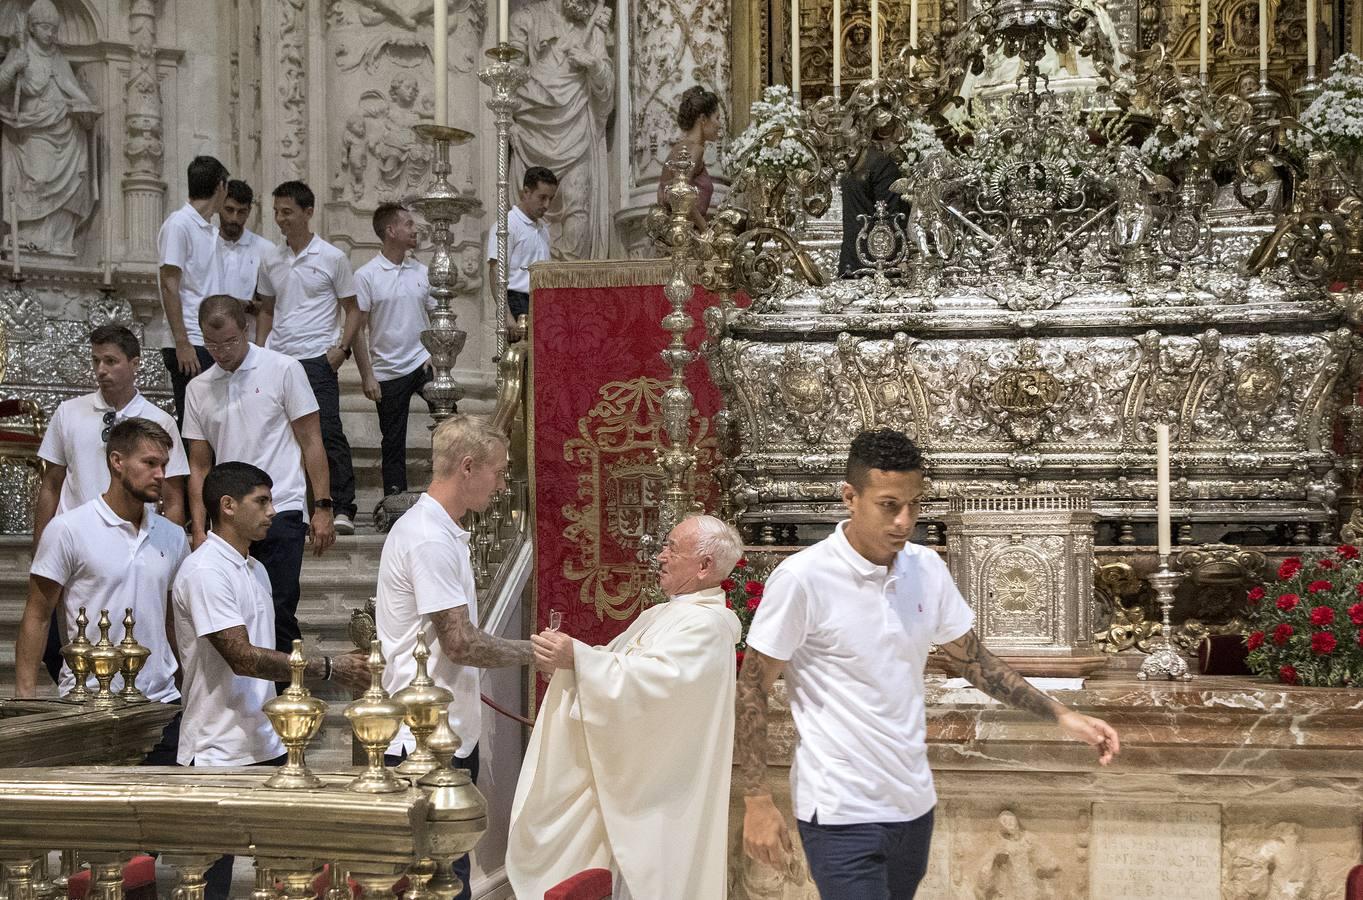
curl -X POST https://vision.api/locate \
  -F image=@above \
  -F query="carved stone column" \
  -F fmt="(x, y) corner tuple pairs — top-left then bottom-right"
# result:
(612, 0), (732, 256)
(260, 0), (311, 195)
(122, 0), (167, 262)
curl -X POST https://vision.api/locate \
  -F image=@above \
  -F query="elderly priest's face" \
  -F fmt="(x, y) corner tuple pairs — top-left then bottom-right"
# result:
(657, 518), (715, 599)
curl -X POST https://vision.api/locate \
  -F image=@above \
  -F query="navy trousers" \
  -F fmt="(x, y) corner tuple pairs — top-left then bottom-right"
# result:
(797, 808), (936, 900)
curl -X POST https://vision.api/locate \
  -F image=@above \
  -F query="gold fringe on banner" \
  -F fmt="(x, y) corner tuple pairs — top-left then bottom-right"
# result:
(529, 258), (698, 290)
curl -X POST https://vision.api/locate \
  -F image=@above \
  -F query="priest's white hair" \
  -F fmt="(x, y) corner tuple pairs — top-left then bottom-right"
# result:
(686, 514), (743, 579)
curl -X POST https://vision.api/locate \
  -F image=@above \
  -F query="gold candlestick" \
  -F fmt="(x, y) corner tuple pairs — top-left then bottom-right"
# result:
(60, 607), (94, 702)
(117, 608), (151, 703)
(393, 631), (453, 778)
(263, 639), (328, 789)
(344, 640), (407, 793)
(418, 710), (485, 899)
(87, 610), (124, 708)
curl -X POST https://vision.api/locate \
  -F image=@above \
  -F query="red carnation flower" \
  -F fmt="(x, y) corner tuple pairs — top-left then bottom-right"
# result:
(1340, 544), (1361, 560)
(721, 578), (736, 593)
(736, 557), (748, 568)
(735, 650), (745, 669)
(1318, 558), (1337, 570)
(725, 598), (733, 609)
(1247, 586), (1266, 603)
(1246, 631), (1265, 651)
(1310, 605), (1336, 626)
(1276, 593), (1300, 612)
(1349, 603), (1363, 626)
(1278, 558), (1302, 579)
(745, 580), (764, 597)
(1311, 631), (1338, 655)
(1279, 664), (1299, 684)
(1355, 582), (1363, 598)
(1358, 631), (1363, 649)
(1307, 580), (1333, 594)
(1272, 623), (1294, 645)
(746, 596), (761, 612)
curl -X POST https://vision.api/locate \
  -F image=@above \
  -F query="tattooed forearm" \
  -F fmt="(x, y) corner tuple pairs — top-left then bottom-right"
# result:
(431, 606), (534, 668)
(735, 652), (777, 796)
(205, 626), (318, 682)
(939, 630), (1064, 720)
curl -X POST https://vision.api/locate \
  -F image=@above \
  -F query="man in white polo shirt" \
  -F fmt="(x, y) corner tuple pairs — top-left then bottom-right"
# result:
(173, 460), (367, 900)
(376, 414), (533, 900)
(255, 179), (367, 535)
(217, 179), (273, 342)
(355, 202), (435, 496)
(183, 296), (334, 657)
(486, 166), (557, 329)
(737, 429), (1121, 900)
(15, 418), (188, 764)
(158, 154), (229, 424)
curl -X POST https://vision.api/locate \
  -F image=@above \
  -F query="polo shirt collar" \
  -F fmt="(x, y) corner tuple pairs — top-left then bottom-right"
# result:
(376, 252), (412, 272)
(184, 202), (215, 229)
(235, 343), (261, 373)
(829, 520), (893, 581)
(92, 495), (153, 541)
(93, 391), (147, 417)
(417, 493), (470, 543)
(287, 233), (322, 260)
(511, 206), (538, 229)
(205, 530), (253, 568)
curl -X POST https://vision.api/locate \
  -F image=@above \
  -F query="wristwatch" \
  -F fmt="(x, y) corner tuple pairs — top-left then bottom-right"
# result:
(315, 498), (334, 510)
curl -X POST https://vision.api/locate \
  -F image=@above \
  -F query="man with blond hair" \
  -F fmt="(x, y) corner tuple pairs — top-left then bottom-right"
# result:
(376, 413), (533, 900)
(508, 514), (743, 900)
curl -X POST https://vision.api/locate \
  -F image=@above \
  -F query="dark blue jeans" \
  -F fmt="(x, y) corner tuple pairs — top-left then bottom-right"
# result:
(797, 807), (935, 900)
(248, 510), (307, 661)
(298, 355), (357, 520)
(385, 744), (479, 900)
(161, 345), (216, 427)
(507, 290), (530, 319)
(376, 365), (433, 495)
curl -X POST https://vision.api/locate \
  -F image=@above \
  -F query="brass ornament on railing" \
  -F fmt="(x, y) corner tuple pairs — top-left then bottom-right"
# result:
(116, 608), (150, 704)
(60, 607), (93, 703)
(344, 640), (407, 794)
(86, 610), (124, 708)
(392, 631), (454, 779)
(262, 639), (327, 790)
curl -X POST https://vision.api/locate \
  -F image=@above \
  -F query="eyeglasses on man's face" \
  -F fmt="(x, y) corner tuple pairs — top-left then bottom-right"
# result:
(204, 336), (243, 353)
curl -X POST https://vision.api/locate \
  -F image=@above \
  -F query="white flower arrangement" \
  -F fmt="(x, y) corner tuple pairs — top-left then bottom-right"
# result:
(1138, 131), (1200, 170)
(899, 120), (946, 167)
(1292, 53), (1363, 159)
(724, 85), (817, 177)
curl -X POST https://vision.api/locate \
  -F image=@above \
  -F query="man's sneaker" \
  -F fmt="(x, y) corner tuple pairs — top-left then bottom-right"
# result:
(334, 513), (356, 536)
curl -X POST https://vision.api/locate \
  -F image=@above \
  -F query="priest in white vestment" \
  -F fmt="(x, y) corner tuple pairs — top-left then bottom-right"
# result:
(507, 514), (744, 900)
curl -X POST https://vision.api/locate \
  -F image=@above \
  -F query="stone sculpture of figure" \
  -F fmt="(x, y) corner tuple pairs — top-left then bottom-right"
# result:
(0, 0), (99, 257)
(974, 810), (1061, 900)
(372, 74), (430, 193)
(509, 0), (613, 260)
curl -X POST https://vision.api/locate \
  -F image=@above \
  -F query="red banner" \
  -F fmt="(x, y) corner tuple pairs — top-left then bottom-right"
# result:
(529, 262), (728, 689)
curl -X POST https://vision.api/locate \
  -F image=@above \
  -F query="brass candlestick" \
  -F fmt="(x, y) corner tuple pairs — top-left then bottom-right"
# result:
(1137, 556), (1192, 681)
(60, 607), (94, 702)
(344, 640), (407, 793)
(419, 710), (483, 900)
(117, 608), (151, 703)
(393, 631), (453, 778)
(87, 609), (124, 707)
(263, 639), (328, 789)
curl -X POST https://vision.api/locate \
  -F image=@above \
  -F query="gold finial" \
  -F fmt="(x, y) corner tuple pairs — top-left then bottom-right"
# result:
(60, 607), (94, 702)
(393, 630), (455, 779)
(343, 640), (407, 793)
(263, 639), (328, 789)
(117, 608), (151, 703)
(87, 609), (124, 708)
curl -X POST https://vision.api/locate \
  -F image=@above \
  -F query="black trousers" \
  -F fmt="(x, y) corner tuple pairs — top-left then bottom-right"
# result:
(161, 345), (216, 427)
(376, 365), (434, 495)
(385, 744), (480, 900)
(197, 753), (288, 900)
(797, 808), (936, 900)
(248, 510), (307, 660)
(507, 289), (530, 319)
(298, 355), (357, 519)
(140, 706), (182, 767)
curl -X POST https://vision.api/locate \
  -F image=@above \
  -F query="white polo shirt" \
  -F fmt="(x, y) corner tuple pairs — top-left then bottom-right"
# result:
(173, 532), (284, 765)
(355, 253), (434, 381)
(181, 345), (319, 515)
(30, 497), (188, 703)
(156, 202), (220, 347)
(218, 229), (274, 301)
(376, 494), (480, 758)
(485, 206), (550, 294)
(37, 391), (190, 517)
(746, 522), (975, 825)
(257, 234), (357, 360)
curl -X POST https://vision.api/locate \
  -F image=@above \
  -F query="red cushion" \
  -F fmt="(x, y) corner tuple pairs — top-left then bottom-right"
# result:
(310, 865), (404, 899)
(67, 855), (157, 900)
(1347, 864), (1363, 900)
(545, 868), (612, 900)
(0, 430), (40, 444)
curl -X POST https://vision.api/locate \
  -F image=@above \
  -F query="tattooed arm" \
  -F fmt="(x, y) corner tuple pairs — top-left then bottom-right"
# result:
(939, 629), (1121, 765)
(205, 626), (370, 691)
(736, 650), (794, 866)
(430, 605), (534, 668)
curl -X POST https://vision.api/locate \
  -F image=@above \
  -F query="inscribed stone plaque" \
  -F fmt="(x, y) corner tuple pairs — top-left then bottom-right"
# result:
(1090, 803), (1221, 900)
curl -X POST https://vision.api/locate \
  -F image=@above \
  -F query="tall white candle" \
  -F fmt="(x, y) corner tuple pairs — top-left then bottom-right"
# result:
(498, 0), (509, 44)
(1198, 0), (1209, 75)
(871, 0), (880, 81)
(8, 189), (19, 278)
(434, 0), (448, 126)
(832, 0), (841, 87)
(791, 0), (800, 94)
(1156, 423), (1172, 559)
(909, 0), (919, 75)
(1307, 0), (1317, 69)
(1259, 0), (1269, 73)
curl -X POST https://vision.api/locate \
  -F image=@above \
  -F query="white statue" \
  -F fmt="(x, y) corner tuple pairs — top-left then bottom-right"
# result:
(0, 0), (98, 257)
(509, 0), (613, 260)
(974, 810), (1061, 900)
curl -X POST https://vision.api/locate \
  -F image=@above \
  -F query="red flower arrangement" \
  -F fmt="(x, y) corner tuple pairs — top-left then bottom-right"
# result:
(1245, 545), (1363, 686)
(724, 557), (768, 670)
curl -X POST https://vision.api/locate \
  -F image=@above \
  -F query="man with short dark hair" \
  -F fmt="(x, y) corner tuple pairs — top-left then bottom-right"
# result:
(737, 429), (1121, 900)
(217, 179), (273, 342)
(487, 166), (557, 324)
(173, 460), (367, 900)
(355, 202), (435, 496)
(183, 296), (334, 659)
(158, 155), (230, 423)
(16, 418), (188, 766)
(255, 180), (366, 534)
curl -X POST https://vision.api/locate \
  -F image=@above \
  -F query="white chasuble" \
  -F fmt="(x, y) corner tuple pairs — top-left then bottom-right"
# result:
(507, 587), (742, 899)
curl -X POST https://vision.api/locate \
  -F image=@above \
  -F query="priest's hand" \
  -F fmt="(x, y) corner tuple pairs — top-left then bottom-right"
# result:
(742, 794), (793, 868)
(1057, 709), (1121, 766)
(531, 630), (575, 673)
